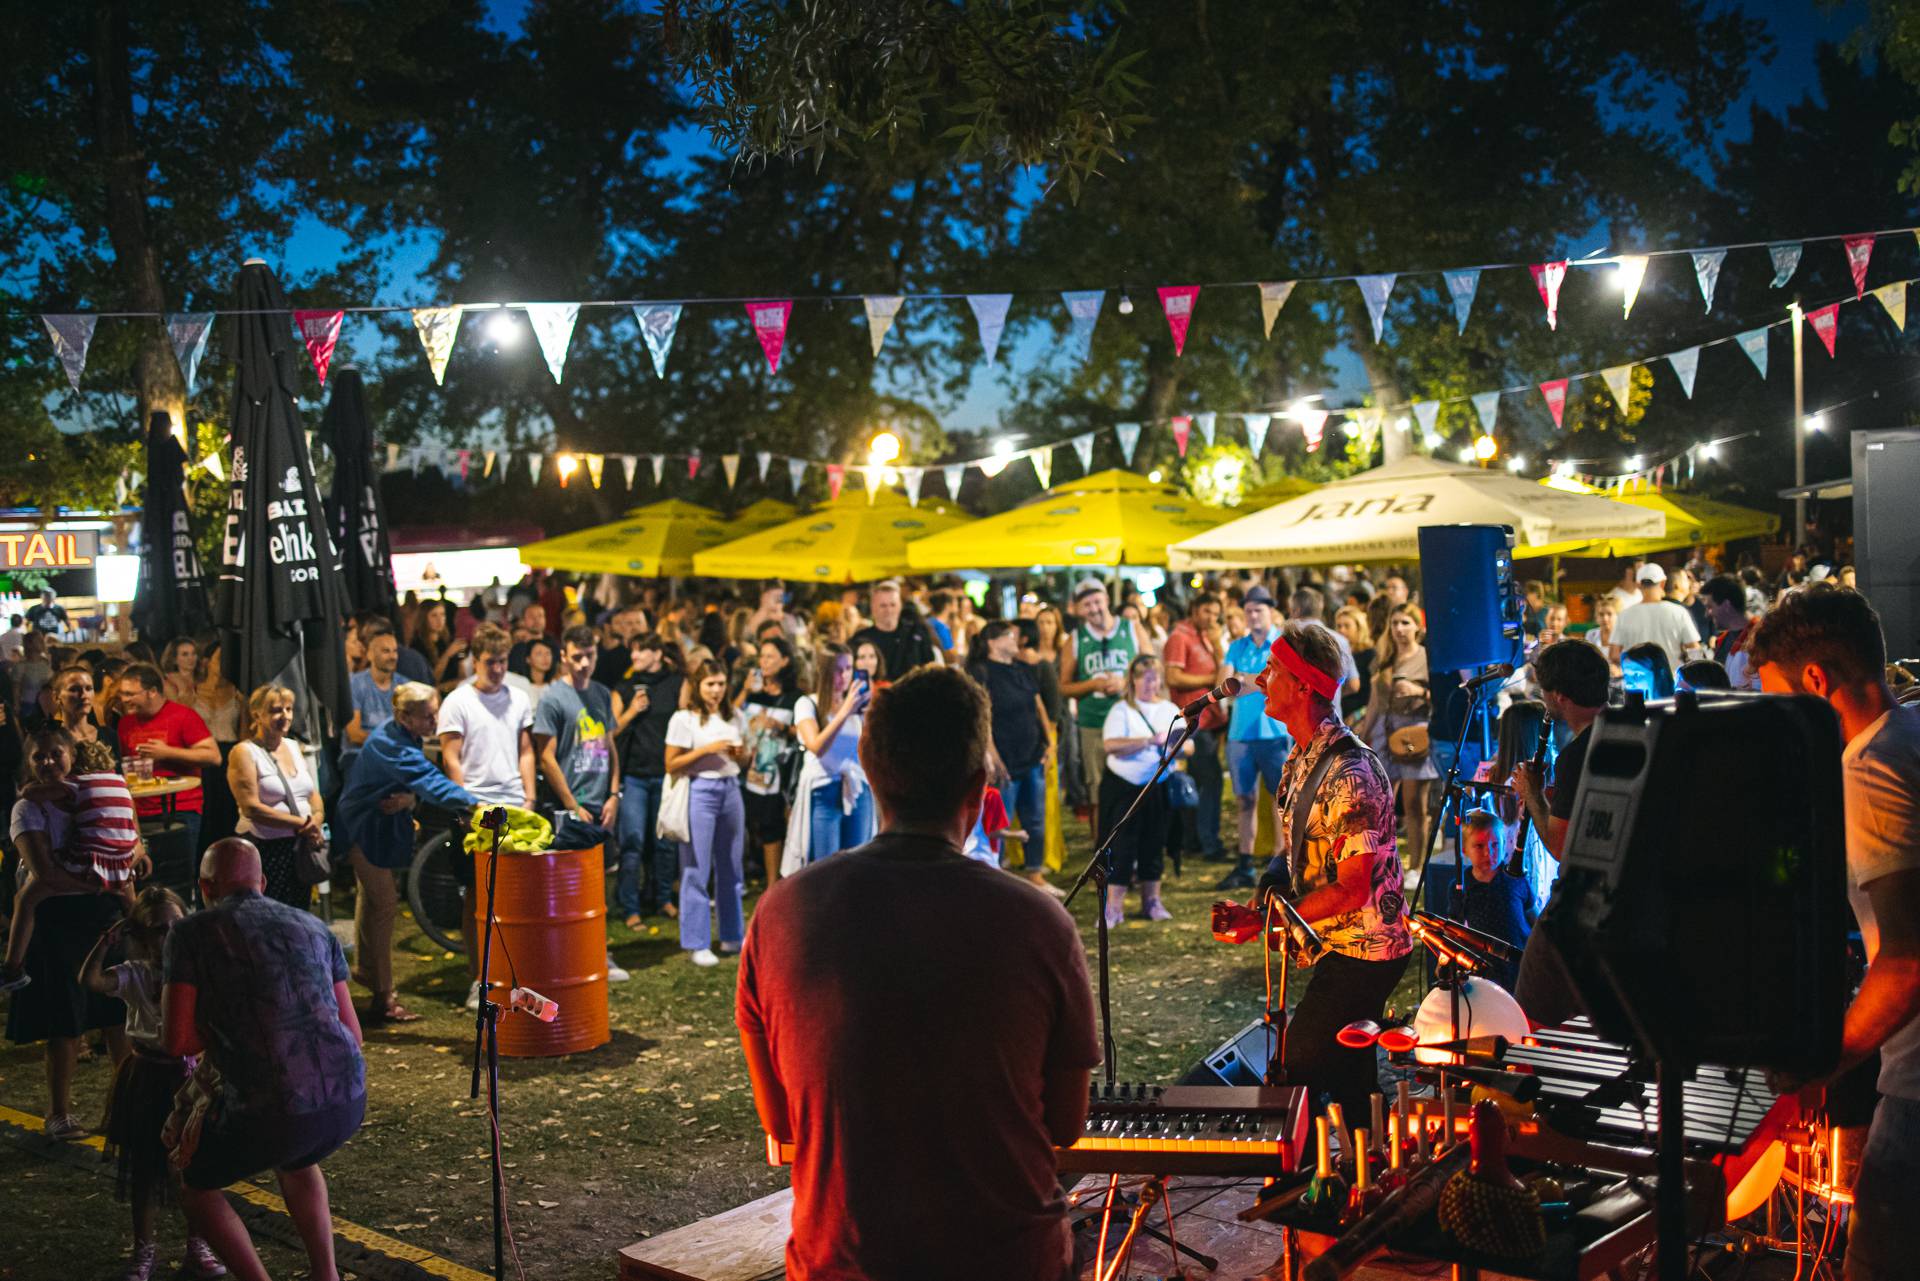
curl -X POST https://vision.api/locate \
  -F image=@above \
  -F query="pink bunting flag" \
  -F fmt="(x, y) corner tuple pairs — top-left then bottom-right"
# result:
(1298, 409), (1329, 453)
(292, 309), (345, 385)
(1807, 303), (1840, 357)
(1539, 378), (1569, 428)
(1529, 262), (1568, 330)
(825, 464), (845, 501)
(688, 453), (701, 480)
(457, 450), (471, 481)
(1171, 415), (1192, 457)
(1844, 235), (1875, 299)
(1157, 285), (1199, 356)
(744, 300), (793, 373)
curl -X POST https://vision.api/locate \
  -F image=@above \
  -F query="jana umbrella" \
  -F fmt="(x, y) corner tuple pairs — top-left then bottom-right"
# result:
(321, 367), (398, 617)
(1518, 480), (1780, 559)
(693, 488), (972, 582)
(214, 259), (350, 737)
(130, 412), (213, 644)
(907, 468), (1231, 570)
(728, 497), (799, 535)
(1167, 454), (1667, 568)
(517, 498), (734, 578)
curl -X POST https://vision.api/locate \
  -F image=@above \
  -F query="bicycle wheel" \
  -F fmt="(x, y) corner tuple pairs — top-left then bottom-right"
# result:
(407, 831), (468, 954)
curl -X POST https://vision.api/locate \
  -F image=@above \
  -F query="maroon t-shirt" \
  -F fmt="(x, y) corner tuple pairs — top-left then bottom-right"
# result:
(737, 832), (1100, 1281)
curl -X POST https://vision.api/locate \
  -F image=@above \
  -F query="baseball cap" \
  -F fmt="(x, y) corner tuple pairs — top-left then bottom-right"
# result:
(1243, 585), (1276, 607)
(1636, 563), (1667, 585)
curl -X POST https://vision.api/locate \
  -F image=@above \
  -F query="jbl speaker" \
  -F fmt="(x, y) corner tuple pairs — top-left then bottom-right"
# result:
(1853, 428), (1920, 660)
(1176, 1018), (1273, 1086)
(1417, 524), (1522, 672)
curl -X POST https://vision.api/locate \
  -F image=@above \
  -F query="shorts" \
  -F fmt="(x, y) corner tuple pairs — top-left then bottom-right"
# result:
(182, 1094), (366, 1191)
(742, 788), (787, 847)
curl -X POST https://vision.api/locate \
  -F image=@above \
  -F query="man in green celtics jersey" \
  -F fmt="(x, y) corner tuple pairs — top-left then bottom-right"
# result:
(1058, 577), (1146, 843)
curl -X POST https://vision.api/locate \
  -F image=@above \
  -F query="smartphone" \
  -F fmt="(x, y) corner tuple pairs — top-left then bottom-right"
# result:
(852, 669), (872, 699)
(1621, 657), (1656, 700)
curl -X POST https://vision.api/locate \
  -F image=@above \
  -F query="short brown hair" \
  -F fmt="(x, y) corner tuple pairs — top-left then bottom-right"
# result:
(470, 622), (512, 658)
(1748, 588), (1887, 689)
(120, 662), (165, 695)
(860, 665), (989, 826)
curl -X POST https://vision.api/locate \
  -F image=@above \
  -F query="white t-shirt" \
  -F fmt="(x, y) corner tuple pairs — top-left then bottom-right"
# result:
(1842, 706), (1920, 1101)
(437, 680), (533, 807)
(1608, 599), (1700, 670)
(795, 695), (863, 779)
(109, 960), (165, 1049)
(665, 709), (744, 779)
(1101, 699), (1182, 786)
(10, 797), (72, 887)
(234, 740), (318, 840)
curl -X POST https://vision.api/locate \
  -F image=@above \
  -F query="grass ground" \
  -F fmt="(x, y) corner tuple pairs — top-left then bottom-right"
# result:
(0, 823), (1427, 1281)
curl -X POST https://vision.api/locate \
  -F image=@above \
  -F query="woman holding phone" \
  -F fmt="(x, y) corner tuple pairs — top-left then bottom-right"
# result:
(785, 641), (879, 869)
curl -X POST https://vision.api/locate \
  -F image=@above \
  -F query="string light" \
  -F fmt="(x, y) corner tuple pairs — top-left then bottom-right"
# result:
(977, 437), (1018, 478)
(867, 431), (902, 465)
(1473, 434), (1498, 461)
(484, 308), (519, 347)
(555, 452), (578, 481)
(1804, 413), (1827, 433)
(1117, 289), (1135, 316)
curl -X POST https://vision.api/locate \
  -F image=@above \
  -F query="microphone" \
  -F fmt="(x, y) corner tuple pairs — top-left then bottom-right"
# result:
(478, 806), (510, 831)
(1461, 663), (1516, 691)
(1178, 675), (1243, 718)
(1411, 911), (1521, 966)
(1270, 894), (1327, 963)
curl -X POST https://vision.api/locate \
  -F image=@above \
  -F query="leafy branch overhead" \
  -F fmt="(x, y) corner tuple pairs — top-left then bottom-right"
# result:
(657, 0), (1148, 199)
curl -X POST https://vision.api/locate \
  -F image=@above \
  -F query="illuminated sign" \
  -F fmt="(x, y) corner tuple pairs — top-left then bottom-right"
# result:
(0, 530), (98, 569)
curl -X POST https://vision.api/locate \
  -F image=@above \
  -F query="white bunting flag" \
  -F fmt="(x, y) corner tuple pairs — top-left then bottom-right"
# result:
(787, 458), (807, 492)
(42, 314), (97, 392)
(633, 304), (682, 379)
(756, 451), (772, 482)
(526, 452), (543, 485)
(526, 303), (579, 383)
(1031, 447), (1053, 489)
(1601, 365), (1634, 413)
(412, 306), (464, 385)
(721, 454), (740, 488)
(967, 294), (1013, 365)
(1061, 290), (1103, 362)
(166, 313), (214, 392)
(1471, 390), (1501, 435)
(1115, 421), (1142, 466)
(1258, 282), (1295, 339)
(902, 466), (925, 507)
(1736, 328), (1770, 378)
(585, 453), (605, 488)
(1444, 269), (1479, 334)
(1874, 282), (1908, 332)
(1355, 274), (1395, 342)
(941, 464), (966, 497)
(1071, 432), (1096, 472)
(1667, 347), (1700, 399)
(1412, 401), (1441, 441)
(863, 295), (904, 356)
(1692, 250), (1725, 313)
(1195, 412), (1217, 448)
(386, 443), (402, 472)
(1616, 256), (1649, 318)
(1530, 261), (1568, 329)
(862, 464), (884, 502)
(1297, 409), (1329, 452)
(651, 454), (666, 486)
(1351, 407), (1384, 458)
(1242, 413), (1271, 457)
(620, 454), (638, 488)
(1768, 242), (1802, 289)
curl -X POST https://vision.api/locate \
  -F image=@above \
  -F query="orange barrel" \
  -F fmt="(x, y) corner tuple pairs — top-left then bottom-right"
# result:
(473, 843), (611, 1058)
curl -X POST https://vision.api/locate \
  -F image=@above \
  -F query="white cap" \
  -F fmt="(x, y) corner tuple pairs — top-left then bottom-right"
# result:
(1636, 563), (1667, 585)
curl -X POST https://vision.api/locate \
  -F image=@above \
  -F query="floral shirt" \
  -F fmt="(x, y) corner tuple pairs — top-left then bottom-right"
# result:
(1266, 717), (1411, 963)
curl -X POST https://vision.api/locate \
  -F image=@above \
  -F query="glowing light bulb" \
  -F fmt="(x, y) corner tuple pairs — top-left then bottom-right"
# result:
(1394, 416), (1411, 433)
(977, 437), (1017, 478)
(1459, 448), (1477, 464)
(1473, 434), (1497, 461)
(867, 431), (902, 465)
(1805, 413), (1827, 434)
(1422, 430), (1442, 449)
(485, 309), (520, 347)
(1625, 455), (1643, 471)
(555, 452), (578, 480)
(1118, 292), (1135, 316)
(1700, 444), (1719, 461)
(1148, 469), (1163, 483)
(1507, 456), (1525, 472)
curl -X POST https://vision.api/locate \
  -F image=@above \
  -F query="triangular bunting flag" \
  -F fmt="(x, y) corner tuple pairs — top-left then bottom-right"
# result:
(585, 453), (605, 488)
(633, 304), (682, 379)
(1157, 285), (1200, 356)
(386, 442), (401, 472)
(902, 466), (925, 506)
(687, 453), (702, 481)
(966, 293), (1013, 365)
(941, 464), (966, 497)
(1030, 448), (1052, 489)
(756, 451), (772, 482)
(1354, 274), (1395, 342)
(1874, 281), (1908, 331)
(1807, 303), (1839, 357)
(42, 314), (97, 392)
(1412, 401), (1441, 442)
(1115, 422), (1142, 466)
(1472, 391), (1501, 435)
(651, 454), (665, 485)
(1298, 409), (1329, 453)
(1736, 328), (1770, 377)
(1242, 413), (1271, 457)
(165, 313), (214, 392)
(1530, 261), (1568, 330)
(825, 464), (845, 502)
(1444, 269), (1479, 334)
(1667, 347), (1700, 398)
(1691, 250), (1725, 313)
(292, 309), (345, 386)
(1171, 415), (1192, 457)
(787, 458), (807, 492)
(1070, 432), (1096, 472)
(861, 464), (883, 502)
(1768, 242), (1802, 289)
(1539, 379), (1569, 428)
(526, 452), (543, 485)
(721, 454), (740, 488)
(1196, 411), (1217, 448)
(1258, 282), (1295, 338)
(526, 303), (579, 383)
(745, 300), (793, 373)
(484, 450), (498, 479)
(1351, 408), (1384, 458)
(1061, 290), (1103, 362)
(1617, 256), (1649, 318)
(1601, 365), (1634, 413)
(1844, 235), (1875, 298)
(863, 296), (904, 357)
(411, 306), (464, 385)
(619, 454), (637, 488)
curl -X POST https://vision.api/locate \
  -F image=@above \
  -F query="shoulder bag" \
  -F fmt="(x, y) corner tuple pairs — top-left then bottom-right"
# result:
(263, 744), (333, 886)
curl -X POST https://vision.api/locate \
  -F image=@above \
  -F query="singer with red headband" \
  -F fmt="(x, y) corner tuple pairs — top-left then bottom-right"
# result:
(1251, 619), (1411, 1120)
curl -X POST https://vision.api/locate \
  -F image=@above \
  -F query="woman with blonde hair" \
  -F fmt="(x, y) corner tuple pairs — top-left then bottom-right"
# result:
(228, 684), (325, 909)
(1098, 653), (1190, 927)
(1332, 606), (1375, 720)
(1356, 603), (1437, 862)
(159, 637), (200, 706)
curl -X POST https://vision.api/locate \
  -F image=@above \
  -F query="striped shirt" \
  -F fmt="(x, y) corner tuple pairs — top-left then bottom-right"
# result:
(59, 772), (141, 887)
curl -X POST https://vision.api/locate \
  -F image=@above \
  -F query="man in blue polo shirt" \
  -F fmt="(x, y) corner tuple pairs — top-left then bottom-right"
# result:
(1215, 585), (1292, 890)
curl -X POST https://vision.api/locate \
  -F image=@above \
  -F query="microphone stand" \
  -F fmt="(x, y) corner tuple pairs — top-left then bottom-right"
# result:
(468, 812), (508, 1280)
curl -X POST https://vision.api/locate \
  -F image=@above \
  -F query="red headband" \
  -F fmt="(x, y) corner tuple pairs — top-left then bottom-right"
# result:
(1270, 633), (1341, 700)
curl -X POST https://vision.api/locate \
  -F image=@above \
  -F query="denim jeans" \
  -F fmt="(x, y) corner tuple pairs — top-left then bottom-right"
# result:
(807, 778), (875, 863)
(998, 763), (1047, 871)
(1847, 1094), (1920, 1280)
(614, 774), (671, 916)
(679, 778), (745, 952)
(1227, 737), (1290, 854)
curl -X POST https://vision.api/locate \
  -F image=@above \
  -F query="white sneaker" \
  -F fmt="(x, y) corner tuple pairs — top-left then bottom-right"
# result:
(690, 948), (719, 968)
(465, 981), (483, 1012)
(605, 954), (631, 982)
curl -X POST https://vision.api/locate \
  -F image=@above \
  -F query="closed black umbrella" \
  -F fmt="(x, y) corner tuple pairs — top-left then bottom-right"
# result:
(214, 259), (350, 738)
(321, 366), (398, 619)
(130, 412), (213, 644)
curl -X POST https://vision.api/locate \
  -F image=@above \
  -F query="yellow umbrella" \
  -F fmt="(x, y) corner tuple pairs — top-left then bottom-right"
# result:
(516, 498), (733, 577)
(1520, 480), (1779, 559)
(693, 488), (972, 582)
(906, 469), (1233, 570)
(729, 497), (798, 535)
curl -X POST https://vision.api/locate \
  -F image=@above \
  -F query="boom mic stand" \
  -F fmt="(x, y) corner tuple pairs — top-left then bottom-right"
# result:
(469, 808), (509, 1281)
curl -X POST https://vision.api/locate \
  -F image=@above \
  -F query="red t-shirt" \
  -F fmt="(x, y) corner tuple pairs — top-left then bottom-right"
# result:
(117, 700), (211, 816)
(1161, 620), (1224, 730)
(737, 833), (1101, 1281)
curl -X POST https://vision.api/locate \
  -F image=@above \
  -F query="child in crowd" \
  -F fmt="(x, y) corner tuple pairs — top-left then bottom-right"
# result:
(1458, 810), (1533, 992)
(79, 886), (227, 1280)
(961, 785), (1018, 866)
(0, 726), (144, 993)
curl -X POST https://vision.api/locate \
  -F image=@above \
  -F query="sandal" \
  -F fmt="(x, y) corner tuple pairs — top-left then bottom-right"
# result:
(375, 1000), (421, 1024)
(623, 914), (644, 931)
(44, 1112), (87, 1141)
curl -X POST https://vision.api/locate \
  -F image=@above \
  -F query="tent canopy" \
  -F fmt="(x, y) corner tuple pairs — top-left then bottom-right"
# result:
(1519, 481), (1779, 559)
(693, 488), (971, 582)
(1167, 455), (1667, 568)
(518, 498), (732, 577)
(906, 468), (1232, 570)
(727, 497), (799, 535)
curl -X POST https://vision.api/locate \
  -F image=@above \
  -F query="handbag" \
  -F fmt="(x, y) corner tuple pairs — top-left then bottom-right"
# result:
(1164, 768), (1199, 809)
(656, 771), (692, 844)
(263, 744), (332, 886)
(1387, 720), (1432, 765)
